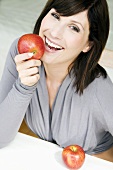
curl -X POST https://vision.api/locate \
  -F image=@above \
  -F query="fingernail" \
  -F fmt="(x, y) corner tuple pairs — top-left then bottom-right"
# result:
(28, 52), (33, 57)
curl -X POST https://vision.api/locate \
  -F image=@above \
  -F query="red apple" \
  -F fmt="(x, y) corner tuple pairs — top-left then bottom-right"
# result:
(62, 145), (85, 169)
(18, 33), (45, 60)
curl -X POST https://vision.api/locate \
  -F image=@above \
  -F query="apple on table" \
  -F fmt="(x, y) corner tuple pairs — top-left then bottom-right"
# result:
(62, 145), (85, 169)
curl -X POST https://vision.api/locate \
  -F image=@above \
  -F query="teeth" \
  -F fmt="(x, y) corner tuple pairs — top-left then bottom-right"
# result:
(46, 38), (63, 49)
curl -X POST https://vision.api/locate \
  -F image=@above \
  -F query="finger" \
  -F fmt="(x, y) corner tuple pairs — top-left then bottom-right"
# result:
(16, 59), (41, 71)
(15, 53), (33, 63)
(21, 74), (40, 86)
(19, 67), (39, 78)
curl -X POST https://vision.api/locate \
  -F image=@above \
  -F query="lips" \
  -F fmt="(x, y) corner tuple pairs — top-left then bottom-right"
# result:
(45, 37), (64, 51)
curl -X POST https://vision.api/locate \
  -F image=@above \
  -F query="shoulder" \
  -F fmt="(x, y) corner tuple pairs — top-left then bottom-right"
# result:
(8, 38), (19, 59)
(2, 38), (20, 78)
(4, 38), (20, 67)
(81, 75), (113, 133)
(82, 74), (113, 100)
(83, 74), (113, 116)
(89, 75), (113, 128)
(86, 74), (113, 108)
(94, 75), (113, 133)
(94, 75), (113, 113)
(94, 75), (113, 97)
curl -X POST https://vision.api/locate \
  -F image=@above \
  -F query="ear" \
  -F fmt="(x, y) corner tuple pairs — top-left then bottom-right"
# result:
(82, 41), (93, 53)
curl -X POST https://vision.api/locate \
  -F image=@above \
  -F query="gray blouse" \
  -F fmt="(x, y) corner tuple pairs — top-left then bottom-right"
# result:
(0, 38), (113, 154)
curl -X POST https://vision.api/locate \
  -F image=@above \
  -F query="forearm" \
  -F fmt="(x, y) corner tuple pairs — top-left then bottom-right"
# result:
(92, 146), (113, 162)
(0, 79), (37, 148)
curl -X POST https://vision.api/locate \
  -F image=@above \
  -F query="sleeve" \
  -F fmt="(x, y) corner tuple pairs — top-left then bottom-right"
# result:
(96, 76), (113, 136)
(0, 38), (37, 148)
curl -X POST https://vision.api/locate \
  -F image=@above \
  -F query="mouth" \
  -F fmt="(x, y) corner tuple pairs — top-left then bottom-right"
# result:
(45, 37), (64, 51)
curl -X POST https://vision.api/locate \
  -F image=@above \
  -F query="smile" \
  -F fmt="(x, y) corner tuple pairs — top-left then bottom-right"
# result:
(45, 37), (64, 51)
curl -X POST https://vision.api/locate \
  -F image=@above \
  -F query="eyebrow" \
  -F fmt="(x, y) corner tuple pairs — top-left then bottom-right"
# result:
(71, 20), (85, 30)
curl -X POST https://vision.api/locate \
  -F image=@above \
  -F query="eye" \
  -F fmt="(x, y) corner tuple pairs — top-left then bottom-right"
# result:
(70, 25), (80, 33)
(51, 12), (60, 20)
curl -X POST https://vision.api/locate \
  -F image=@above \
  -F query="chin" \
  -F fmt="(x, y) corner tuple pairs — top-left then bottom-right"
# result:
(41, 53), (58, 65)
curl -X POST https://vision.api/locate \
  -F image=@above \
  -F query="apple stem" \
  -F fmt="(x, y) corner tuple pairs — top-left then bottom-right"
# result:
(71, 146), (77, 152)
(33, 50), (37, 55)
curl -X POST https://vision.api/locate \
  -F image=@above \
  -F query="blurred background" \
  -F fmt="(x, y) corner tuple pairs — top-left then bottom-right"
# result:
(0, 0), (113, 80)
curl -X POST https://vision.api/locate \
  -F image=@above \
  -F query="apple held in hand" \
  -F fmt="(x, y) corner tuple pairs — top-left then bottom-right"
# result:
(18, 33), (45, 60)
(62, 145), (85, 170)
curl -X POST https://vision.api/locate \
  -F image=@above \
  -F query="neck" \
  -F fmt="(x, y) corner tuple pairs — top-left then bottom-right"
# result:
(43, 63), (69, 84)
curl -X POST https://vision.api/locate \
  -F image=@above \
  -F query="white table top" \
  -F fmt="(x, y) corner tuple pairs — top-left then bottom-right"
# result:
(0, 132), (113, 170)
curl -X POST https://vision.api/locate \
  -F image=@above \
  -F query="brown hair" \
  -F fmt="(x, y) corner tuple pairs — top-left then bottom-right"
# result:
(33, 0), (110, 94)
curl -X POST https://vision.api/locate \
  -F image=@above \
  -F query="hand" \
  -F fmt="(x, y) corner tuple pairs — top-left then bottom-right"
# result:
(15, 53), (41, 86)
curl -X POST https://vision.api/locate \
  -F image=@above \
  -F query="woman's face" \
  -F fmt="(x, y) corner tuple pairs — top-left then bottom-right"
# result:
(39, 8), (90, 65)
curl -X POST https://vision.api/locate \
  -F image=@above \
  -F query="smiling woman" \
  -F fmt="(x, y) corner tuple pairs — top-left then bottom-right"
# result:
(34, 0), (109, 94)
(39, 8), (91, 69)
(0, 0), (113, 163)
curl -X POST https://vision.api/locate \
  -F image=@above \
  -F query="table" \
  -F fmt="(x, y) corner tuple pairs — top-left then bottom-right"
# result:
(0, 133), (113, 170)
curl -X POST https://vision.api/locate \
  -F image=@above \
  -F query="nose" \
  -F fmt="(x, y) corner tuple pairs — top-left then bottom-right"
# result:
(50, 25), (64, 39)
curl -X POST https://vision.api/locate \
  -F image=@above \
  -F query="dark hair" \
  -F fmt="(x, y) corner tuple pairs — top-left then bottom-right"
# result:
(33, 0), (110, 94)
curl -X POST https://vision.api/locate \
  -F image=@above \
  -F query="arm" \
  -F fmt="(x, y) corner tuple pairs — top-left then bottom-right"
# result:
(94, 75), (113, 136)
(92, 76), (113, 162)
(0, 39), (38, 148)
(99, 48), (113, 68)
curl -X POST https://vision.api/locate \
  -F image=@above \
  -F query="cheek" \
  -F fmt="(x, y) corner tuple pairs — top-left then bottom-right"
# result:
(66, 36), (81, 50)
(67, 34), (88, 52)
(40, 18), (46, 29)
(39, 16), (51, 35)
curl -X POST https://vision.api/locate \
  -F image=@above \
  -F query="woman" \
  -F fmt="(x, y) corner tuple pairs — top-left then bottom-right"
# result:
(0, 0), (113, 162)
